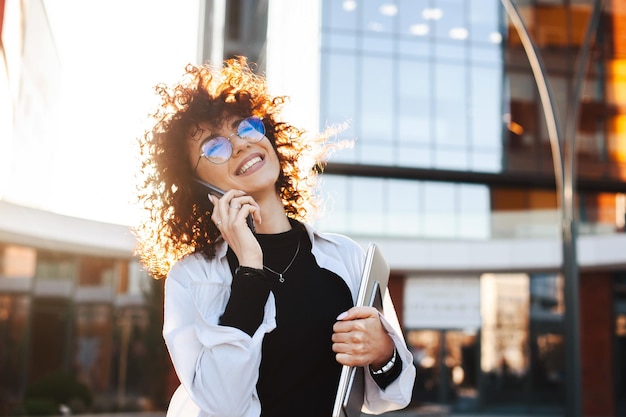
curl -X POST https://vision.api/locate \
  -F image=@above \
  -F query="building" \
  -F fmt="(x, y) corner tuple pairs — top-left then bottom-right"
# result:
(0, 1), (164, 414)
(2, 0), (626, 416)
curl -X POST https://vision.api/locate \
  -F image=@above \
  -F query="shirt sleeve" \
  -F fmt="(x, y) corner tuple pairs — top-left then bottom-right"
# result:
(163, 257), (276, 417)
(219, 267), (271, 336)
(362, 291), (416, 415)
(370, 351), (403, 389)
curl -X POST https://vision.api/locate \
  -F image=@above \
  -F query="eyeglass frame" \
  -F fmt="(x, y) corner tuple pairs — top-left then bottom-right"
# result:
(193, 116), (266, 171)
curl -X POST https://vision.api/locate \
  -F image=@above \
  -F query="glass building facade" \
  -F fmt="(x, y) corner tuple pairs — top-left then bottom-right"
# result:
(317, 0), (626, 241)
(311, 0), (626, 414)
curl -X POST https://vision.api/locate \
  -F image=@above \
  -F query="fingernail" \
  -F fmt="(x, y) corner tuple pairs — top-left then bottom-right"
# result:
(336, 311), (348, 320)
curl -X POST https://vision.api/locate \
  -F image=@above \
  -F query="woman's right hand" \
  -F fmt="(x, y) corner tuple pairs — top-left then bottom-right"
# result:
(209, 190), (263, 269)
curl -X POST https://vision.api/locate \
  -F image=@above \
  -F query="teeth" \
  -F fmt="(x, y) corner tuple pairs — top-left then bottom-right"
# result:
(238, 156), (262, 175)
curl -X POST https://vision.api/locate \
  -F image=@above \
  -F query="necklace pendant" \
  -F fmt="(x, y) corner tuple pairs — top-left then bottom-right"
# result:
(262, 240), (300, 284)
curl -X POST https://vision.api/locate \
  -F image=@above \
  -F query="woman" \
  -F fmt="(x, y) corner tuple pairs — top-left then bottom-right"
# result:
(134, 57), (415, 417)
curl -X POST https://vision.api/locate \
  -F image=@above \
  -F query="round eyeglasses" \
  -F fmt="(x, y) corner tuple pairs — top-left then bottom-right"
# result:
(194, 116), (266, 168)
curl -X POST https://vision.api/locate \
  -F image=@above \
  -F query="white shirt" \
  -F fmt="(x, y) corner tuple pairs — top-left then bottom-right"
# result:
(163, 223), (416, 417)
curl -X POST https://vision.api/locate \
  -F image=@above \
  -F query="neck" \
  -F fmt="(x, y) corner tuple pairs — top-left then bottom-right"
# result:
(253, 192), (292, 234)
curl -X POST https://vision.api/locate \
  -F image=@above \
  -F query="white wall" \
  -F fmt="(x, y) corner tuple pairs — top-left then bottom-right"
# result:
(354, 233), (626, 273)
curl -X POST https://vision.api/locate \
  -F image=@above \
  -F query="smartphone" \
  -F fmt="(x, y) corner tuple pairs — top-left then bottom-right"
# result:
(193, 178), (256, 232)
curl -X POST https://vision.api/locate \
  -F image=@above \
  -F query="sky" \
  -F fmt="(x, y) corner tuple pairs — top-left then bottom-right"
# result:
(41, 0), (200, 225)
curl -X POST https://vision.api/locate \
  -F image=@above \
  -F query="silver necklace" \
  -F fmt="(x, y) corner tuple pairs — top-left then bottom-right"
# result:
(263, 240), (301, 283)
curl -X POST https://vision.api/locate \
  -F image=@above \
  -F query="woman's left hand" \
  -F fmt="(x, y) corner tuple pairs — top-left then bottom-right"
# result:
(332, 306), (395, 369)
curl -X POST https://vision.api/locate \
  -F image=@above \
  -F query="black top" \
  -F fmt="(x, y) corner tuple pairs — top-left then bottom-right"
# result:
(219, 219), (401, 417)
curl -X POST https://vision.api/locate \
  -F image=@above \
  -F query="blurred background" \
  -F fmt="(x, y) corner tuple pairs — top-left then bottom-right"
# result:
(1, 0), (625, 416)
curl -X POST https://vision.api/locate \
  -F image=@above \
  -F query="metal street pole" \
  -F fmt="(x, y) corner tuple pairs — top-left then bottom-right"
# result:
(500, 1), (604, 416)
(561, 3), (604, 417)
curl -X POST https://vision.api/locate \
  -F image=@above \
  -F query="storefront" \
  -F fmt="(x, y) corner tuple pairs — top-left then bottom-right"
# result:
(401, 270), (625, 415)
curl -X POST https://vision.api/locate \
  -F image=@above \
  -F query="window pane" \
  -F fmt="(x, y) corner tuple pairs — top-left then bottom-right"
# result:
(459, 184), (490, 239)
(423, 182), (456, 237)
(469, 0), (502, 44)
(435, 63), (467, 146)
(316, 175), (349, 233)
(363, 0), (397, 33)
(349, 177), (386, 234)
(433, 0), (466, 41)
(471, 65), (504, 150)
(323, 0), (358, 30)
(398, 0), (430, 37)
(398, 60), (431, 146)
(387, 180), (422, 236)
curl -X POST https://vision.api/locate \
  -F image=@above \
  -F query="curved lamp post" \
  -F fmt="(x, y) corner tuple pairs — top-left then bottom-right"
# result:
(499, 1), (605, 416)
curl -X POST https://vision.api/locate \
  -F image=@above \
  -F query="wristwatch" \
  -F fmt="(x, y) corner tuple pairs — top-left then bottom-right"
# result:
(371, 348), (397, 375)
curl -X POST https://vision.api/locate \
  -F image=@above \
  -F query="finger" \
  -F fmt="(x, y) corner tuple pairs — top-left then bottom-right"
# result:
(229, 197), (261, 227)
(335, 352), (352, 366)
(333, 316), (371, 333)
(332, 332), (351, 344)
(209, 196), (222, 227)
(335, 352), (365, 367)
(332, 341), (350, 354)
(336, 306), (379, 321)
(230, 195), (259, 209)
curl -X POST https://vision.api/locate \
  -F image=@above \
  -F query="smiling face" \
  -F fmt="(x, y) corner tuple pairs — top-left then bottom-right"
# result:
(187, 115), (282, 199)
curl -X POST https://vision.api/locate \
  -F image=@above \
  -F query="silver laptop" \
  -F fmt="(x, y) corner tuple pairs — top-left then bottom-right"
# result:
(332, 243), (390, 417)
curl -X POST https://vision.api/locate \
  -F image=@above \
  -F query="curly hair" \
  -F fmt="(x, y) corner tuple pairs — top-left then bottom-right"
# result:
(133, 57), (333, 279)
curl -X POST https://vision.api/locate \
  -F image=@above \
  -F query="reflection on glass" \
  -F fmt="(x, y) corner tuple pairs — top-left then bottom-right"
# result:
(74, 304), (112, 391)
(111, 307), (150, 398)
(423, 182), (456, 238)
(471, 66), (503, 151)
(316, 175), (349, 233)
(317, 176), (490, 239)
(433, 0), (466, 41)
(322, 53), (357, 135)
(398, 60), (430, 146)
(480, 272), (565, 407)
(435, 63), (467, 147)
(408, 330), (442, 403)
(360, 56), (393, 144)
(363, 0), (396, 33)
(406, 329), (479, 407)
(529, 273), (564, 405)
(386, 180), (421, 236)
(323, 0), (357, 30)
(459, 185), (490, 239)
(618, 314), (626, 338)
(481, 273), (530, 376)
(361, 33), (393, 54)
(469, 0), (502, 44)
(445, 330), (479, 404)
(348, 177), (386, 234)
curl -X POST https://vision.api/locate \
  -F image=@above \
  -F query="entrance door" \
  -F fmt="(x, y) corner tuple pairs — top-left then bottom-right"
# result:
(407, 329), (479, 410)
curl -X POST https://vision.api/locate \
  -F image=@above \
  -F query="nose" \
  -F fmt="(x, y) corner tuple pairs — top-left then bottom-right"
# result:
(229, 133), (250, 158)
